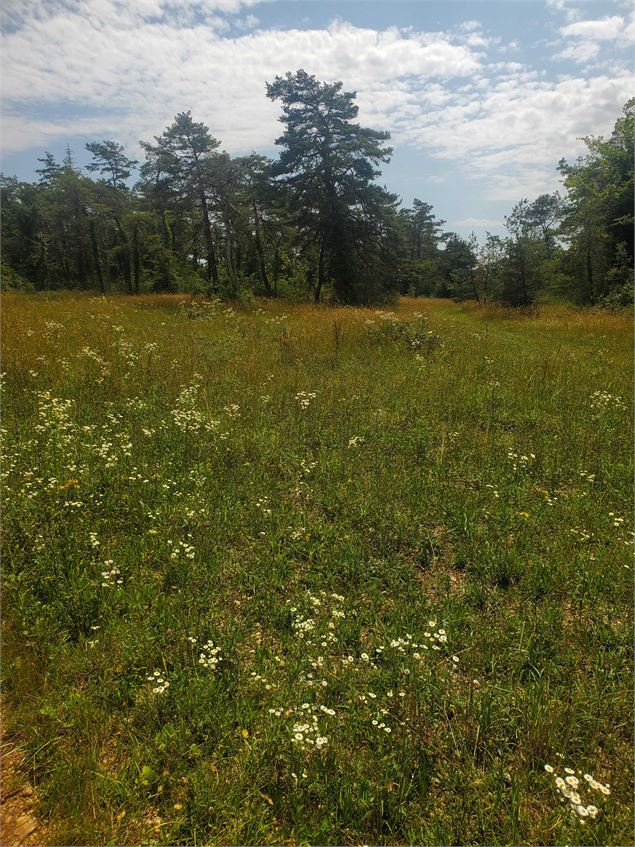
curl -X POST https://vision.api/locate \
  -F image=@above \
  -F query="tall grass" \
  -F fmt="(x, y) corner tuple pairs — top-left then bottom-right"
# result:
(1, 292), (632, 845)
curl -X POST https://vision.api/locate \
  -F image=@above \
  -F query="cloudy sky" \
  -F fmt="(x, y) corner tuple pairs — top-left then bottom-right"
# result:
(1, 0), (633, 238)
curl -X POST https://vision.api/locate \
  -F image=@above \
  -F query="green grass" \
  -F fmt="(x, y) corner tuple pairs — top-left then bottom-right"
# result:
(1, 292), (633, 845)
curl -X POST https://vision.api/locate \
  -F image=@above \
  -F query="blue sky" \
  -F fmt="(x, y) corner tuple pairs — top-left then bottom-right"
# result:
(1, 0), (633, 239)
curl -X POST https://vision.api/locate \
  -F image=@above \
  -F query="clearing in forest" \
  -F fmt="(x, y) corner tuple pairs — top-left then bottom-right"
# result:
(1, 293), (632, 846)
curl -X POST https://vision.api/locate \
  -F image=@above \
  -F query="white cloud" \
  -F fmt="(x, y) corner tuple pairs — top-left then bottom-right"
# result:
(544, 0), (582, 24)
(458, 20), (482, 33)
(555, 40), (601, 61)
(622, 13), (635, 44)
(395, 70), (634, 201)
(0, 0), (632, 210)
(0, 113), (117, 155)
(554, 12), (635, 62)
(560, 15), (623, 40)
(1, 7), (483, 157)
(452, 19), (499, 49)
(1, 0), (261, 30)
(498, 40), (520, 53)
(236, 13), (259, 30)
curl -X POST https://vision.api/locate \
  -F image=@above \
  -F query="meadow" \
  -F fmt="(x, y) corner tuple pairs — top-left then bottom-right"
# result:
(1, 292), (633, 846)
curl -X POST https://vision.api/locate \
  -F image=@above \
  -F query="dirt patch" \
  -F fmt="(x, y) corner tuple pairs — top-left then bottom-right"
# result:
(411, 525), (467, 601)
(1, 704), (47, 847)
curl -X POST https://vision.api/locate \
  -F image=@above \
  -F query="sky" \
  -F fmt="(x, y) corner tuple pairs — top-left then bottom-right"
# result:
(1, 0), (633, 239)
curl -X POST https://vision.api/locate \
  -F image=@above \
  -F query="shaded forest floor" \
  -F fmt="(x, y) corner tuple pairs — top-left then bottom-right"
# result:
(1, 293), (633, 845)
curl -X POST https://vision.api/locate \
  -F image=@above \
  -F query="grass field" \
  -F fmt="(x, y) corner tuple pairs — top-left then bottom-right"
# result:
(1, 292), (633, 846)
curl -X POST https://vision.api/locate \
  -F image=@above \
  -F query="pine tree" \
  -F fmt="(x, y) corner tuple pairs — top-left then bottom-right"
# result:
(266, 69), (397, 304)
(85, 140), (137, 189)
(141, 112), (222, 291)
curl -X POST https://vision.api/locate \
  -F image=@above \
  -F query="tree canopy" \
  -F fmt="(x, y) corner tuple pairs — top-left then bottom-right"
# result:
(1, 80), (632, 308)
(266, 69), (398, 304)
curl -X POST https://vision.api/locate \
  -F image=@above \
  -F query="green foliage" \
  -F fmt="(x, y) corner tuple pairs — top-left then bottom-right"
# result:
(557, 98), (634, 305)
(1, 260), (33, 290)
(399, 200), (446, 262)
(140, 111), (224, 292)
(0, 93), (632, 309)
(441, 233), (479, 302)
(85, 140), (138, 189)
(266, 69), (400, 304)
(598, 243), (634, 310)
(364, 310), (443, 352)
(393, 257), (438, 297)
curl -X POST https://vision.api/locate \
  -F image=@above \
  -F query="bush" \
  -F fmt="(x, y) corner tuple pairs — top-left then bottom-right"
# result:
(598, 281), (634, 310)
(1, 262), (34, 291)
(599, 245), (634, 310)
(364, 311), (443, 353)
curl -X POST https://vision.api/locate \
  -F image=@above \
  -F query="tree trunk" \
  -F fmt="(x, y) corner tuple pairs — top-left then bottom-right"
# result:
(470, 266), (480, 303)
(543, 227), (553, 260)
(161, 211), (171, 250)
(132, 221), (141, 294)
(36, 242), (49, 292)
(199, 189), (219, 292)
(58, 228), (71, 282)
(89, 218), (105, 293)
(76, 238), (88, 289)
(252, 201), (271, 294)
(273, 242), (280, 296)
(224, 215), (236, 288)
(170, 219), (177, 255)
(112, 215), (132, 294)
(518, 243), (529, 305)
(586, 228), (594, 304)
(72, 193), (88, 289)
(315, 243), (326, 303)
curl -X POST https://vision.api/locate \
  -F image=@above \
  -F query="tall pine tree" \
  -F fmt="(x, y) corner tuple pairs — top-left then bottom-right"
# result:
(266, 69), (398, 304)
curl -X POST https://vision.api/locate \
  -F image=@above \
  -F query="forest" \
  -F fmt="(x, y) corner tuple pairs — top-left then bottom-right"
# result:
(1, 73), (633, 308)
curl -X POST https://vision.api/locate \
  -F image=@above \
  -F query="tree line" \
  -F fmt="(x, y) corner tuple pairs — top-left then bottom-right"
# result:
(1, 71), (632, 307)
